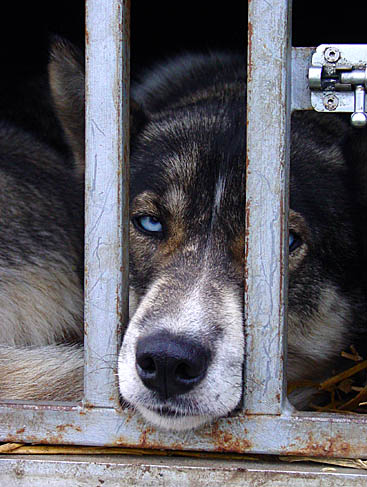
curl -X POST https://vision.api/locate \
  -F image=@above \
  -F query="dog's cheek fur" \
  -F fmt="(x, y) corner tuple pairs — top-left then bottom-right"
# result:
(287, 283), (353, 407)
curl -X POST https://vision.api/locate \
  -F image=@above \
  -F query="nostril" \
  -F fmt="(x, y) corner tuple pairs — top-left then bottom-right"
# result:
(176, 362), (193, 380)
(137, 354), (156, 375)
(175, 360), (206, 382)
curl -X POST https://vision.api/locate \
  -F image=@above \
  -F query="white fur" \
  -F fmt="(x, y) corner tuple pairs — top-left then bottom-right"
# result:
(119, 266), (244, 431)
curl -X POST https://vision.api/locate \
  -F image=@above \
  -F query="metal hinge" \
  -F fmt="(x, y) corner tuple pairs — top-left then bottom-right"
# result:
(309, 44), (367, 127)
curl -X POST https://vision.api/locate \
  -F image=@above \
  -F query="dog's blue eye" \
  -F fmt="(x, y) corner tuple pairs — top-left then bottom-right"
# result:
(289, 231), (302, 253)
(135, 216), (163, 234)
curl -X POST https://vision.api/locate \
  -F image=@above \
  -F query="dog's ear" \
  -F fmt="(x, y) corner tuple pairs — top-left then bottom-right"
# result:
(49, 37), (148, 176)
(48, 38), (85, 180)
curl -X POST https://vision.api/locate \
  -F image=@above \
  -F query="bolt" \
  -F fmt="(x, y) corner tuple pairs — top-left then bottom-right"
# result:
(323, 94), (339, 111)
(324, 47), (340, 63)
(351, 112), (367, 128)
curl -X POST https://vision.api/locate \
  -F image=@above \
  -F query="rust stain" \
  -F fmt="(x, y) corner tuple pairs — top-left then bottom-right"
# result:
(115, 419), (187, 451)
(84, 22), (89, 49)
(6, 422), (83, 446)
(138, 425), (157, 449)
(3, 433), (61, 445)
(247, 21), (253, 81)
(56, 424), (82, 433)
(114, 435), (131, 447)
(279, 194), (285, 331)
(230, 234), (245, 270)
(81, 401), (95, 411)
(243, 199), (251, 295)
(285, 432), (353, 458)
(122, 408), (135, 424)
(200, 420), (252, 453)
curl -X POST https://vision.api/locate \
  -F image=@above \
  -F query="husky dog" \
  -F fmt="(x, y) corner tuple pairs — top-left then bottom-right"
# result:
(117, 53), (367, 430)
(1, 42), (366, 433)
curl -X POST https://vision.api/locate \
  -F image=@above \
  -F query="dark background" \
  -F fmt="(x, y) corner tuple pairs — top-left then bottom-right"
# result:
(0, 1), (363, 143)
(0, 2), (364, 80)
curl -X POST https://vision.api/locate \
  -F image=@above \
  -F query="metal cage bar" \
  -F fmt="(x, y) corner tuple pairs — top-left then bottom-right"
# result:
(84, 0), (130, 408)
(2, 454), (367, 486)
(244, 0), (291, 415)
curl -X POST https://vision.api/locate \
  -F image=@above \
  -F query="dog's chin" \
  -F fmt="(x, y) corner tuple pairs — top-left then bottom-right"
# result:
(137, 405), (214, 431)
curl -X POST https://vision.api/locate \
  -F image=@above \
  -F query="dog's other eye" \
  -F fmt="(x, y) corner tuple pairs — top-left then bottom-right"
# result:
(289, 231), (302, 253)
(133, 215), (163, 235)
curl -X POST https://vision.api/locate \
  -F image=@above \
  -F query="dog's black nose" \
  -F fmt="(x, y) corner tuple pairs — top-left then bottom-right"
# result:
(135, 332), (210, 400)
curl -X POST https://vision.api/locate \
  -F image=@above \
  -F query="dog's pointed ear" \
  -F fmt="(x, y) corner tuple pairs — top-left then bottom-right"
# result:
(48, 37), (85, 180)
(49, 37), (148, 177)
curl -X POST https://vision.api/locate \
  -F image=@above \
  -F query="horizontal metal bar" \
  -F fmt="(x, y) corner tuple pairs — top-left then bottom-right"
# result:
(1, 455), (367, 486)
(83, 0), (130, 408)
(1, 405), (367, 458)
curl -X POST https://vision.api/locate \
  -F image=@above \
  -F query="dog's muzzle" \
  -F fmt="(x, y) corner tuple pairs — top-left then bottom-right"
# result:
(135, 332), (211, 400)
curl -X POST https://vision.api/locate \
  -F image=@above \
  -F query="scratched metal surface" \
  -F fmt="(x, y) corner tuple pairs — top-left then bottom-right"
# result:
(83, 0), (130, 409)
(1, 0), (367, 462)
(2, 406), (367, 457)
(292, 47), (314, 111)
(1, 455), (367, 487)
(244, 0), (291, 415)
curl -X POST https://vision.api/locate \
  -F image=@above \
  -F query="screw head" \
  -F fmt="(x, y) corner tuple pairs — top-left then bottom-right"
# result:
(323, 94), (339, 111)
(324, 47), (340, 63)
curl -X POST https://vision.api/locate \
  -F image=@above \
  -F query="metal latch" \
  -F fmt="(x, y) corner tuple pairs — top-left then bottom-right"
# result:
(309, 44), (367, 127)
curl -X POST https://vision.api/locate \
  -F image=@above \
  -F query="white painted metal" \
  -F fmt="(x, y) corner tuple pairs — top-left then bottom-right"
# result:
(2, 405), (367, 457)
(292, 47), (313, 111)
(244, 0), (291, 414)
(1, 455), (367, 487)
(84, 0), (130, 408)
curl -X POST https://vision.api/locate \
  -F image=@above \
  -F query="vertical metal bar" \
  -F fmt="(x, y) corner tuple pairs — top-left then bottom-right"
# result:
(84, 0), (130, 407)
(244, 0), (291, 414)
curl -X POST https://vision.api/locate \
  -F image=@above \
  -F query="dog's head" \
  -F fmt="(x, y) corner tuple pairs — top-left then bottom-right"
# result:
(49, 44), (367, 431)
(119, 55), (248, 430)
(119, 55), (367, 430)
